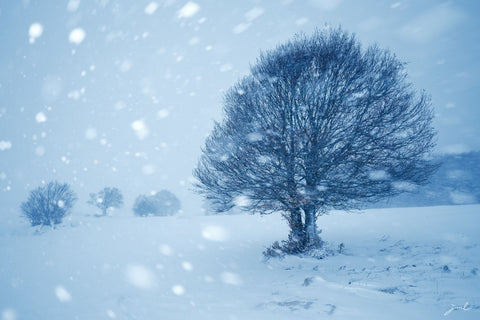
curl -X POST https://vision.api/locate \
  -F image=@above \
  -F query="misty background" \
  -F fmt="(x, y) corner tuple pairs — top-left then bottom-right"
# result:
(1, 0), (479, 220)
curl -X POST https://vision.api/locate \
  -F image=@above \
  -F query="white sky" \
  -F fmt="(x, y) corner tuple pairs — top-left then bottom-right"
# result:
(0, 0), (479, 216)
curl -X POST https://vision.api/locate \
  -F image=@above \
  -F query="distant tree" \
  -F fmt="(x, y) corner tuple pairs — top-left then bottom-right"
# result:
(21, 181), (77, 228)
(194, 28), (437, 254)
(133, 190), (181, 217)
(87, 187), (124, 216)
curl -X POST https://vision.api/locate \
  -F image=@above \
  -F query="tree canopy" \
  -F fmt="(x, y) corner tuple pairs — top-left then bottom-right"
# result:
(87, 187), (124, 216)
(133, 190), (181, 217)
(21, 181), (77, 228)
(194, 28), (437, 252)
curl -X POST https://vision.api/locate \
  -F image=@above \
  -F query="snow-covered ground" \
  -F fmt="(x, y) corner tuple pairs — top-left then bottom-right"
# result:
(1, 205), (479, 319)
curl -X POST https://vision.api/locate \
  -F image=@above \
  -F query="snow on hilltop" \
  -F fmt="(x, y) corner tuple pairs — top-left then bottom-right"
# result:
(1, 205), (479, 319)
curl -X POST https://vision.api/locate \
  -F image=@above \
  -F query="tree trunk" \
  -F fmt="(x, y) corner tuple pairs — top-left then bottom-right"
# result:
(303, 205), (322, 249)
(285, 207), (305, 253)
(288, 208), (304, 241)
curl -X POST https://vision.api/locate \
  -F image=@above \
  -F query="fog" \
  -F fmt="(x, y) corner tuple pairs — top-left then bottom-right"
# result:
(1, 0), (479, 217)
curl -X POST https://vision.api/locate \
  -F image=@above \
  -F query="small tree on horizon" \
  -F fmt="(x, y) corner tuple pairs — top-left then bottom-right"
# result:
(194, 28), (438, 254)
(87, 187), (124, 216)
(21, 181), (77, 228)
(133, 190), (181, 217)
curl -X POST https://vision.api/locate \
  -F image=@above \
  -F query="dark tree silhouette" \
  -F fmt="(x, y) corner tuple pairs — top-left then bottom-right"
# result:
(21, 181), (77, 228)
(87, 187), (124, 216)
(133, 190), (181, 217)
(194, 28), (437, 253)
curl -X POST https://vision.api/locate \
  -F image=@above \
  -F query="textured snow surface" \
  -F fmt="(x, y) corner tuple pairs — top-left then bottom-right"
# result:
(0, 205), (479, 319)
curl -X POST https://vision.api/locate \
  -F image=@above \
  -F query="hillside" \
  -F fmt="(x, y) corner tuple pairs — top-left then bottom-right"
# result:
(1, 205), (479, 319)
(373, 152), (480, 208)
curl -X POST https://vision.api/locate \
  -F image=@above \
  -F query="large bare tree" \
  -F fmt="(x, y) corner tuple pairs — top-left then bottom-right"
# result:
(194, 28), (437, 253)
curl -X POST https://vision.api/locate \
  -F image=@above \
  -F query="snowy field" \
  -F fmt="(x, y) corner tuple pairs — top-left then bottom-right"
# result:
(1, 205), (479, 320)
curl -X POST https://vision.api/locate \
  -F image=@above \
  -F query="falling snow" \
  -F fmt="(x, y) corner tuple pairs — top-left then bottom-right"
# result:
(245, 7), (264, 21)
(159, 244), (174, 256)
(201, 225), (228, 242)
(66, 0), (80, 12)
(0, 141), (12, 151)
(84, 128), (97, 140)
(177, 2), (200, 19)
(220, 64), (233, 72)
(449, 191), (476, 204)
(142, 164), (156, 175)
(157, 109), (170, 119)
(35, 112), (47, 123)
(220, 271), (243, 286)
(1, 309), (17, 320)
(54, 286), (72, 302)
(172, 285), (185, 295)
(247, 132), (263, 142)
(69, 28), (86, 44)
(131, 120), (149, 140)
(28, 23), (43, 43)
(125, 265), (156, 289)
(233, 23), (250, 34)
(144, 2), (159, 15)
(182, 261), (194, 271)
(35, 145), (46, 156)
(106, 310), (116, 319)
(368, 170), (390, 181)
(233, 195), (251, 207)
(392, 181), (416, 192)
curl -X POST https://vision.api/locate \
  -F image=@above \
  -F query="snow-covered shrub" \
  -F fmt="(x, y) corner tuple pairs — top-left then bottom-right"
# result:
(21, 181), (77, 227)
(133, 190), (181, 217)
(263, 231), (333, 260)
(262, 241), (285, 259)
(87, 187), (123, 216)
